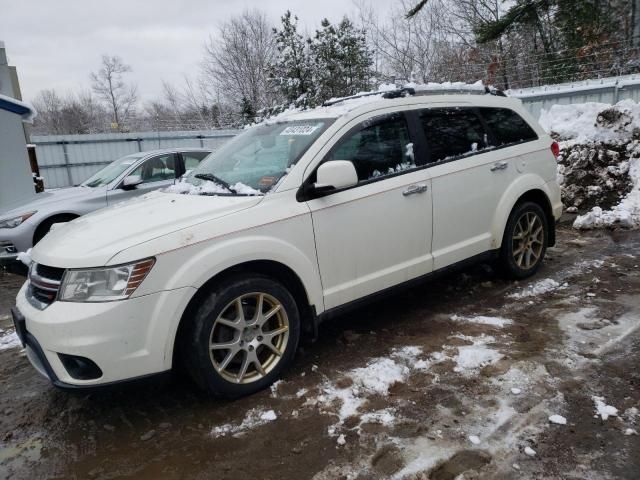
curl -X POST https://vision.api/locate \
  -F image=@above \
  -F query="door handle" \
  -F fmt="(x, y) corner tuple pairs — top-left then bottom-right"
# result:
(402, 184), (428, 196)
(490, 161), (508, 171)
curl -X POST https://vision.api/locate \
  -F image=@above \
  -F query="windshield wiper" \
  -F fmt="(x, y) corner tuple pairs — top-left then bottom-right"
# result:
(194, 173), (237, 194)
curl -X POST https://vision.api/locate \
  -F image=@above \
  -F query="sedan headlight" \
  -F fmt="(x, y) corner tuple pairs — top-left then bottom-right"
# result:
(0, 211), (37, 229)
(59, 258), (155, 302)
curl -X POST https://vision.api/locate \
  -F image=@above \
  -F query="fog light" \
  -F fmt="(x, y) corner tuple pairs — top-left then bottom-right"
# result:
(58, 353), (103, 380)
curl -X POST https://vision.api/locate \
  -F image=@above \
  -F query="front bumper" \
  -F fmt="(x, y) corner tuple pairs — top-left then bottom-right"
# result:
(0, 222), (36, 264)
(15, 283), (196, 387)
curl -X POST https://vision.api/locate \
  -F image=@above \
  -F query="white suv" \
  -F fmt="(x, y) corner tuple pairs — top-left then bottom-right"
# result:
(12, 91), (562, 397)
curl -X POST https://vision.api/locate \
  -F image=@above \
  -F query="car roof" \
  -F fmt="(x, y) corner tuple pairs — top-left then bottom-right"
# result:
(266, 88), (524, 125)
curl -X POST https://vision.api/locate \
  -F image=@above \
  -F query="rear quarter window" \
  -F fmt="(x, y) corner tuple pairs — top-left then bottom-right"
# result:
(480, 108), (538, 146)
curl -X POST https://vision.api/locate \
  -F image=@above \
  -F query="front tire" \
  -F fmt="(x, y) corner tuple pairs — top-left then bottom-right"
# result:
(498, 201), (549, 279)
(181, 275), (300, 398)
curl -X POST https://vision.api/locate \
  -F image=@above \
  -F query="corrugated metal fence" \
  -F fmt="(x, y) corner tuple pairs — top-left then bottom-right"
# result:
(31, 73), (640, 189)
(31, 129), (240, 188)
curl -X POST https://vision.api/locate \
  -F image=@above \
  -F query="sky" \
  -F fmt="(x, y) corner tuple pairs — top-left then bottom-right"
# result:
(2, 0), (390, 104)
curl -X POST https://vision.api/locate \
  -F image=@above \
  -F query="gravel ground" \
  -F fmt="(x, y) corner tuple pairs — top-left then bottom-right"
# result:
(0, 224), (639, 480)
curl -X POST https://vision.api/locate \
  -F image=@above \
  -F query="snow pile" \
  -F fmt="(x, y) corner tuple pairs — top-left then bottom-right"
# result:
(542, 100), (640, 229)
(0, 329), (21, 350)
(592, 396), (618, 420)
(508, 278), (568, 299)
(211, 408), (277, 438)
(449, 314), (512, 327)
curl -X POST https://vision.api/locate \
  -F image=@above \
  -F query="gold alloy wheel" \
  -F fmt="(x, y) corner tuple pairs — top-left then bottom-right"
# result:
(209, 292), (289, 384)
(512, 211), (545, 269)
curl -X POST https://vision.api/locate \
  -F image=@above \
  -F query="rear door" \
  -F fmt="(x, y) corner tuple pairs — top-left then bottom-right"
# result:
(418, 107), (518, 270)
(305, 112), (433, 310)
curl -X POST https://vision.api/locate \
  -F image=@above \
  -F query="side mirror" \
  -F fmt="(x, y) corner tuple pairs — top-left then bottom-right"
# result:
(314, 160), (358, 193)
(121, 175), (143, 190)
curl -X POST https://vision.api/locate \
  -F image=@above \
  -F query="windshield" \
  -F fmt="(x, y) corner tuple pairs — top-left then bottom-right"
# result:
(81, 154), (144, 187)
(181, 119), (332, 195)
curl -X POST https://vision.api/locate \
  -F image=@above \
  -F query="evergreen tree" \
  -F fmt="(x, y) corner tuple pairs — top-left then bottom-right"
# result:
(309, 17), (374, 104)
(240, 97), (257, 123)
(270, 11), (314, 106)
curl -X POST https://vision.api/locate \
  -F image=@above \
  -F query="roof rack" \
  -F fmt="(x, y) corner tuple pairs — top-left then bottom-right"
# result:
(322, 86), (506, 107)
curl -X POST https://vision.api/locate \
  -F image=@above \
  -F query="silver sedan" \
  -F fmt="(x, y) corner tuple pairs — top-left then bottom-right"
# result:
(0, 147), (211, 265)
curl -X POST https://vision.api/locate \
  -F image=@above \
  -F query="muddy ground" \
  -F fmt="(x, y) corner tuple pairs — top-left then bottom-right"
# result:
(0, 223), (639, 480)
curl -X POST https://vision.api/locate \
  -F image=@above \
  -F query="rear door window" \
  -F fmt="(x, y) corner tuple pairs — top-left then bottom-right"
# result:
(480, 108), (538, 146)
(419, 108), (490, 163)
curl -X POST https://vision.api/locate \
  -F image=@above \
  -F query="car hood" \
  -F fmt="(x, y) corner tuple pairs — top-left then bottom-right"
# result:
(32, 191), (264, 268)
(0, 187), (102, 218)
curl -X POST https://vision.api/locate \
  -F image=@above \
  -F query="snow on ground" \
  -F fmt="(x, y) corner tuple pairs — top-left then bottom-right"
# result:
(449, 314), (512, 327)
(0, 329), (21, 351)
(211, 408), (277, 438)
(549, 414), (568, 425)
(592, 396), (618, 420)
(450, 334), (503, 374)
(508, 278), (568, 299)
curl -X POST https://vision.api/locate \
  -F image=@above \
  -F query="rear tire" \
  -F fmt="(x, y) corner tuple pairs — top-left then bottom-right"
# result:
(181, 275), (300, 398)
(498, 201), (548, 280)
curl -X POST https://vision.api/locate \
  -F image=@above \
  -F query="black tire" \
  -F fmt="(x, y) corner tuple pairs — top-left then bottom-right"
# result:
(498, 201), (549, 280)
(33, 215), (77, 245)
(181, 274), (300, 398)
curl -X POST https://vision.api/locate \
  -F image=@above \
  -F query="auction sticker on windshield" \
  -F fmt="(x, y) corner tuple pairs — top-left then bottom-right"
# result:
(280, 125), (320, 136)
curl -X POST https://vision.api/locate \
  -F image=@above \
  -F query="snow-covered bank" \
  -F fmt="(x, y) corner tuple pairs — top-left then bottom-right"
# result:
(541, 100), (640, 229)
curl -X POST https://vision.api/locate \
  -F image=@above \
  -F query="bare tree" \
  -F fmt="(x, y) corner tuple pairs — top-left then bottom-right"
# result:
(90, 55), (138, 131)
(201, 9), (276, 117)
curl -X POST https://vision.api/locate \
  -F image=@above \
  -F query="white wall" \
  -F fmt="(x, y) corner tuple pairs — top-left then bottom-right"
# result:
(0, 108), (36, 211)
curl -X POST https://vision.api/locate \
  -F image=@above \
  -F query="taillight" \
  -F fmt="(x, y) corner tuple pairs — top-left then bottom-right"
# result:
(551, 141), (560, 159)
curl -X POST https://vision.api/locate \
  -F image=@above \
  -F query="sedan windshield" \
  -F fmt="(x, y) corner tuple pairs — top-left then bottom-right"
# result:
(183, 119), (332, 194)
(81, 154), (144, 188)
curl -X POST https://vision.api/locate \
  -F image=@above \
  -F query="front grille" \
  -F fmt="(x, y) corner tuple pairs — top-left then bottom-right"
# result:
(28, 263), (64, 309)
(36, 264), (65, 281)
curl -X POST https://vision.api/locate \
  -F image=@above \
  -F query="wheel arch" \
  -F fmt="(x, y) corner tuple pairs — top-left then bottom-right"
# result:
(171, 259), (318, 369)
(33, 212), (80, 245)
(491, 177), (556, 250)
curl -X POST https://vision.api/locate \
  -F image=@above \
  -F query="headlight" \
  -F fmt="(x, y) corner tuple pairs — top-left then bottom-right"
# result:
(59, 258), (155, 302)
(0, 211), (37, 229)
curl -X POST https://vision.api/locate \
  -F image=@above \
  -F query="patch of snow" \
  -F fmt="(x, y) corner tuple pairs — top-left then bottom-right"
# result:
(164, 180), (229, 195)
(511, 388), (522, 395)
(624, 428), (638, 436)
(231, 182), (263, 196)
(450, 314), (512, 327)
(509, 278), (568, 299)
(17, 248), (32, 267)
(468, 435), (481, 445)
(452, 335), (502, 374)
(359, 409), (396, 427)
(211, 408), (277, 438)
(524, 446), (537, 456)
(592, 396), (618, 420)
(549, 414), (567, 425)
(0, 329), (21, 350)
(336, 434), (346, 446)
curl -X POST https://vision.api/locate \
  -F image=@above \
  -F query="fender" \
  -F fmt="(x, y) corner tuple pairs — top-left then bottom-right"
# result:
(146, 234), (324, 365)
(489, 173), (555, 249)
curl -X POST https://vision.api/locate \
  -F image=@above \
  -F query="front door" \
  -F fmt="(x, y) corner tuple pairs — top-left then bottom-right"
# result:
(306, 112), (433, 310)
